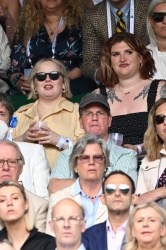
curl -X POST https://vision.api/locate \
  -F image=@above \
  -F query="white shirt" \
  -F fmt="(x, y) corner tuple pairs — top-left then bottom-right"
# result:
(93, 0), (103, 4)
(106, 219), (127, 250)
(55, 243), (86, 250)
(147, 43), (166, 80)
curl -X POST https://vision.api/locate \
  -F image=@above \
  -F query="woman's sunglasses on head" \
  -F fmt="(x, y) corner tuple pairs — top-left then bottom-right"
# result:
(154, 115), (166, 125)
(35, 71), (64, 81)
(151, 12), (166, 23)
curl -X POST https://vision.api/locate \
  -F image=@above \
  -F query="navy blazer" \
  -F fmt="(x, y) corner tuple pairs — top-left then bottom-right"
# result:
(82, 221), (126, 250)
(82, 222), (107, 250)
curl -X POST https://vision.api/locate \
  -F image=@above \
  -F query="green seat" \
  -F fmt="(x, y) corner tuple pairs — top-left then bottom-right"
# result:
(10, 94), (34, 110)
(10, 92), (88, 111)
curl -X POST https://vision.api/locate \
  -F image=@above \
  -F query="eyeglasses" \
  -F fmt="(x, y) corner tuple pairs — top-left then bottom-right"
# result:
(154, 115), (166, 125)
(0, 159), (21, 168)
(151, 12), (166, 23)
(77, 154), (105, 164)
(81, 111), (107, 119)
(35, 71), (64, 81)
(105, 184), (130, 195)
(52, 216), (83, 225)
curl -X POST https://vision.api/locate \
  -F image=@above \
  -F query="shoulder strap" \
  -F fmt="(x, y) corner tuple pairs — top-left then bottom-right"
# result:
(99, 85), (107, 97)
(147, 80), (160, 112)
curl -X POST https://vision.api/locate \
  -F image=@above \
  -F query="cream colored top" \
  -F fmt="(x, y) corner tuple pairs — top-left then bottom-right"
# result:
(136, 148), (166, 194)
(13, 97), (84, 168)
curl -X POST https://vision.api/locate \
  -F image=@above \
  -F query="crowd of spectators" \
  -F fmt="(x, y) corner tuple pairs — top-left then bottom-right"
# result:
(0, 0), (166, 249)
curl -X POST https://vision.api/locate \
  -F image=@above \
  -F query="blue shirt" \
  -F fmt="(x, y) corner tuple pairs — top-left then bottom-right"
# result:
(110, 1), (130, 32)
(73, 179), (102, 229)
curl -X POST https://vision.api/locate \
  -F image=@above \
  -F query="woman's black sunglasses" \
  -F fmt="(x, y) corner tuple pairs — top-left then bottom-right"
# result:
(154, 115), (166, 125)
(35, 71), (64, 81)
(151, 12), (166, 23)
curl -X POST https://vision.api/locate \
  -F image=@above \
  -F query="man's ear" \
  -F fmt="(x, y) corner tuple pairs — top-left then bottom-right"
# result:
(20, 166), (23, 175)
(100, 194), (106, 205)
(79, 117), (83, 129)
(108, 115), (112, 127)
(49, 220), (55, 235)
(81, 220), (86, 233)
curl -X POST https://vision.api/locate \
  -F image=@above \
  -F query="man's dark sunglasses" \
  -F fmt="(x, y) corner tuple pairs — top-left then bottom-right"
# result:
(35, 71), (64, 81)
(154, 115), (166, 125)
(105, 184), (130, 195)
(151, 12), (166, 23)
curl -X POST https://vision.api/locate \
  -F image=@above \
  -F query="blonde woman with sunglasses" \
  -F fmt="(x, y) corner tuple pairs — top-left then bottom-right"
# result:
(12, 58), (84, 168)
(134, 98), (166, 208)
(147, 0), (166, 80)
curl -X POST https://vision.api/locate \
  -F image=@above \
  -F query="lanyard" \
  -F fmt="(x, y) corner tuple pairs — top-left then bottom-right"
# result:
(52, 16), (64, 58)
(26, 16), (64, 63)
(106, 0), (134, 38)
(26, 38), (32, 66)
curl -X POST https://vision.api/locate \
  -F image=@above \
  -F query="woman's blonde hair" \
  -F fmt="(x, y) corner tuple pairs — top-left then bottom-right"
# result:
(124, 202), (166, 250)
(144, 98), (166, 161)
(28, 58), (72, 100)
(0, 180), (35, 231)
(147, 0), (166, 46)
(15, 0), (84, 45)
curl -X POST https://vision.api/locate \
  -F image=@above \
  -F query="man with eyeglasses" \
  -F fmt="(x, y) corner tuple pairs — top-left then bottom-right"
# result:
(50, 198), (86, 250)
(0, 140), (48, 233)
(82, 170), (135, 250)
(0, 92), (50, 199)
(49, 93), (137, 194)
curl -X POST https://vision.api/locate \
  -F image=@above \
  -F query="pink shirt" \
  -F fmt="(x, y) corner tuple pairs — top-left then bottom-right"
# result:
(106, 219), (127, 250)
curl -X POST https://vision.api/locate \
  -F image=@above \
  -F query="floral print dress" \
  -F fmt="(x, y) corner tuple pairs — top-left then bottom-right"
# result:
(7, 25), (82, 77)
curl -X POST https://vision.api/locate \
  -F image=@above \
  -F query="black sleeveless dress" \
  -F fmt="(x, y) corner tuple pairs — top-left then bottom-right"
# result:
(100, 80), (159, 145)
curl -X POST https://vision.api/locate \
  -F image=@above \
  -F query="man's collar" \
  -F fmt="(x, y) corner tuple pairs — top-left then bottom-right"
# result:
(106, 218), (128, 231)
(110, 0), (130, 16)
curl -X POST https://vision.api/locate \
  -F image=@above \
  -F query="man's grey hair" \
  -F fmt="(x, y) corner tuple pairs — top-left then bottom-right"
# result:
(0, 140), (25, 166)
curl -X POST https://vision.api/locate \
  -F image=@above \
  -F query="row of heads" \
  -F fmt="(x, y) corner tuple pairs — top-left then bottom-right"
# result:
(1, 179), (166, 246)
(14, 32), (158, 94)
(0, 137), (134, 191)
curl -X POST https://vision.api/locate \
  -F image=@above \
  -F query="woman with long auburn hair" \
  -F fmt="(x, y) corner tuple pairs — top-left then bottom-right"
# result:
(95, 32), (166, 157)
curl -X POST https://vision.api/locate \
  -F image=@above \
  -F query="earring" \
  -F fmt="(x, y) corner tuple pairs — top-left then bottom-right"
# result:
(34, 88), (38, 95)
(62, 88), (65, 93)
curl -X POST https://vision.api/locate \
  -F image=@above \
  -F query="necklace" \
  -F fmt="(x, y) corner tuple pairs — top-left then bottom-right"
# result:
(118, 82), (142, 95)
(84, 194), (98, 199)
(46, 22), (57, 36)
(118, 86), (131, 95)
